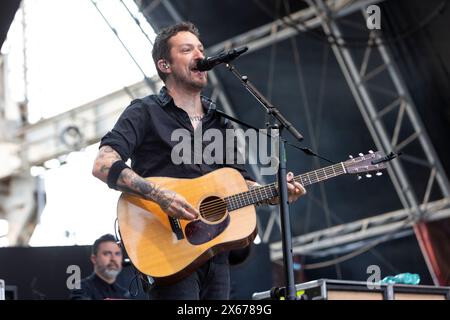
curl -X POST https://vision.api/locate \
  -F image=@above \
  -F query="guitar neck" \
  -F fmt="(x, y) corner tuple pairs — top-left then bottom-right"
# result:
(225, 162), (347, 211)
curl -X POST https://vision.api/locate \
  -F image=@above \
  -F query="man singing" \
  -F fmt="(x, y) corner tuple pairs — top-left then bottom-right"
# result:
(92, 22), (305, 300)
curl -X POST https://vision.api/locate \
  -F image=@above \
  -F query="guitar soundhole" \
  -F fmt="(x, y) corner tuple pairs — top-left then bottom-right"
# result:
(199, 196), (227, 222)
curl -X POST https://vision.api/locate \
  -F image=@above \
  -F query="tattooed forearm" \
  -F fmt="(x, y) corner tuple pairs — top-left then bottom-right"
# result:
(93, 145), (174, 208)
(114, 183), (145, 199)
(100, 164), (110, 174)
(157, 190), (176, 210)
(103, 146), (116, 153)
(92, 146), (122, 182)
(116, 168), (175, 208)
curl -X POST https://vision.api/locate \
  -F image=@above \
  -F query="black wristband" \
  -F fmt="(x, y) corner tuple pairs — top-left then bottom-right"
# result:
(107, 160), (130, 190)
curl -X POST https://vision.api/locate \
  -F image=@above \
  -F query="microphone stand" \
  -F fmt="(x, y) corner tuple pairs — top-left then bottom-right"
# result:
(225, 63), (304, 300)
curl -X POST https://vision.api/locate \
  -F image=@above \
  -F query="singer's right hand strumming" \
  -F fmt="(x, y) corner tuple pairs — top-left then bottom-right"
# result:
(156, 189), (199, 220)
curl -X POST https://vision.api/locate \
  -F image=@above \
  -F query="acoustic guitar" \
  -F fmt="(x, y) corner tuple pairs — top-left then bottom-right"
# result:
(117, 151), (390, 284)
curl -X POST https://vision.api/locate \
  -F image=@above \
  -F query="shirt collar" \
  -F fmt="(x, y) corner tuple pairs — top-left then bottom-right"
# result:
(157, 86), (217, 113)
(92, 272), (116, 288)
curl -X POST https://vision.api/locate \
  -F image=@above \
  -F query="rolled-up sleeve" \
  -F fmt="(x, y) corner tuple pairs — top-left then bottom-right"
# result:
(99, 100), (150, 161)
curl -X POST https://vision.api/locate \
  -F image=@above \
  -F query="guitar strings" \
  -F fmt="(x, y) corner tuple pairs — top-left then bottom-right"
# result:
(200, 204), (226, 218)
(182, 164), (345, 214)
(199, 166), (343, 219)
(199, 166), (342, 212)
(199, 159), (376, 219)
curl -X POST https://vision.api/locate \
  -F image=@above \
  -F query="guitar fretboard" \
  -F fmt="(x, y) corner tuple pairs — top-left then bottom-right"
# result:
(225, 162), (346, 211)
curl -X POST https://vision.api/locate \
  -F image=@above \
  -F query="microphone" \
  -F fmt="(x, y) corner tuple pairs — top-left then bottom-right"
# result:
(196, 46), (248, 71)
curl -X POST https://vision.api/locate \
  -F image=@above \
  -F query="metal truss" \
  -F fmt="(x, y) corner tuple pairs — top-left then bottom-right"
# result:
(1, 0), (163, 178)
(293, 0), (450, 283)
(270, 197), (450, 260)
(207, 0), (383, 55)
(185, 0), (450, 274)
(16, 79), (158, 171)
(0, 78), (159, 245)
(313, 0), (450, 205)
(0, 0), (162, 244)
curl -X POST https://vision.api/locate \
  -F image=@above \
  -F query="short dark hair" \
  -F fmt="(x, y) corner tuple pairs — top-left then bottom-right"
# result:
(152, 22), (200, 82)
(92, 234), (117, 255)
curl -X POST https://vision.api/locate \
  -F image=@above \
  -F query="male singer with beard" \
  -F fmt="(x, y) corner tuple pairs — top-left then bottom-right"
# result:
(92, 22), (305, 300)
(69, 234), (130, 300)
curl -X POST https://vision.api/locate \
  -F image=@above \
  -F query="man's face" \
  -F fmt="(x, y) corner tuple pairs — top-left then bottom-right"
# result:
(166, 31), (207, 90)
(91, 241), (123, 280)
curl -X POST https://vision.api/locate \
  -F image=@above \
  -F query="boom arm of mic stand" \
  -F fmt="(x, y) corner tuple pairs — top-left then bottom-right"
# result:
(225, 63), (304, 142)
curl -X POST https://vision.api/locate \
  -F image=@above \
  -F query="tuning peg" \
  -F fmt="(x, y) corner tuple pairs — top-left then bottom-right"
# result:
(368, 150), (374, 154)
(359, 153), (364, 157)
(357, 175), (362, 180)
(365, 173), (372, 178)
(376, 171), (383, 176)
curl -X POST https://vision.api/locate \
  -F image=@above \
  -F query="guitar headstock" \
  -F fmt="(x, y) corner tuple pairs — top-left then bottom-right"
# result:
(344, 151), (389, 177)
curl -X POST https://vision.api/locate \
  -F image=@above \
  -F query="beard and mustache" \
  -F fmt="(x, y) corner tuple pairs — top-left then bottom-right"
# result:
(171, 62), (207, 91)
(97, 262), (121, 279)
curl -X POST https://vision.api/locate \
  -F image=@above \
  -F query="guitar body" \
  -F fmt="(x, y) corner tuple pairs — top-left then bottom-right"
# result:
(116, 150), (390, 285)
(117, 168), (257, 284)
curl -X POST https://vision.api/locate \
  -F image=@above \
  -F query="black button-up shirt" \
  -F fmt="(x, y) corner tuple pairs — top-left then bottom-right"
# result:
(100, 87), (253, 181)
(69, 273), (131, 300)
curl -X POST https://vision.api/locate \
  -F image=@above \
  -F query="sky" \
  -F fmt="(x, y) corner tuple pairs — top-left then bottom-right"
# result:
(2, 0), (157, 246)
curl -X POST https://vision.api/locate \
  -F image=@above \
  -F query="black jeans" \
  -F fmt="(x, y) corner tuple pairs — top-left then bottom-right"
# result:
(149, 253), (230, 300)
